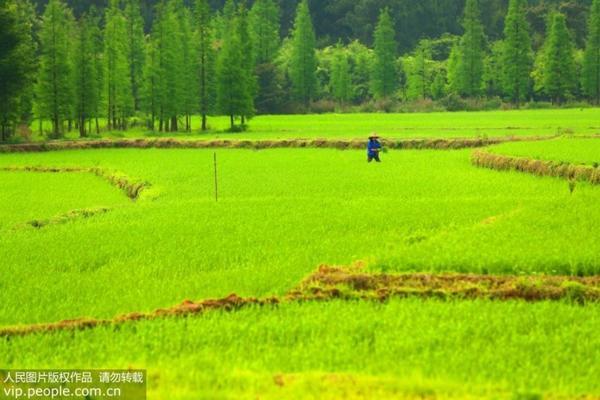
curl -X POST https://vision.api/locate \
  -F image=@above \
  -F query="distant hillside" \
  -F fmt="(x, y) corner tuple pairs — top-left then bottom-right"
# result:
(31, 0), (593, 51)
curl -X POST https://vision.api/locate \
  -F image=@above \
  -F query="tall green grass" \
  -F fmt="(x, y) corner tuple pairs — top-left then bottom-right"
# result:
(0, 148), (598, 326)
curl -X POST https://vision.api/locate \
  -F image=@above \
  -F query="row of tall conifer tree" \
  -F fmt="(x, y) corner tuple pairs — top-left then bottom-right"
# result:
(0, 0), (599, 139)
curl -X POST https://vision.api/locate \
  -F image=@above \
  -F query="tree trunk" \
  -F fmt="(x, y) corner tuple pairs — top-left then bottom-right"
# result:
(95, 117), (100, 135)
(79, 116), (86, 138)
(107, 106), (112, 131)
(202, 114), (207, 131)
(230, 115), (234, 130)
(1, 123), (10, 142)
(159, 106), (164, 132)
(171, 116), (178, 132)
(53, 115), (59, 138)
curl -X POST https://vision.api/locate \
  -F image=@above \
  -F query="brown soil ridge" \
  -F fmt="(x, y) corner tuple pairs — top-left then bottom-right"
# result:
(0, 294), (279, 338)
(288, 265), (600, 303)
(1, 267), (598, 338)
(0, 165), (150, 200)
(22, 207), (112, 229)
(0, 135), (557, 153)
(471, 150), (600, 185)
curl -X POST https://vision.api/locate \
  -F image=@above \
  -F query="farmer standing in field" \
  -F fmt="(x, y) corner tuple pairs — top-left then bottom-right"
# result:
(367, 133), (383, 163)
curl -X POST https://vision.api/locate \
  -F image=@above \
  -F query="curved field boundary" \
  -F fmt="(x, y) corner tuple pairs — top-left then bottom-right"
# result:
(17, 207), (112, 230)
(471, 150), (600, 185)
(0, 135), (558, 153)
(0, 165), (151, 200)
(0, 295), (278, 338)
(2, 266), (598, 338)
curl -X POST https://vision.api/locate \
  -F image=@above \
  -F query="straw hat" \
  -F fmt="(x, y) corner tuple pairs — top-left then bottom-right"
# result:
(369, 132), (380, 139)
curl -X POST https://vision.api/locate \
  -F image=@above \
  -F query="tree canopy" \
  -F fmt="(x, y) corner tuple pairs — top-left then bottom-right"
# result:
(0, 0), (597, 141)
(31, 0), (595, 53)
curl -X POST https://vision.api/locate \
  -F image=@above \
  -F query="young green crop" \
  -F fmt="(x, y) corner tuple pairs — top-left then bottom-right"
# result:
(28, 108), (600, 141)
(489, 137), (600, 165)
(0, 148), (599, 327)
(1, 135), (599, 400)
(0, 171), (129, 229)
(1, 299), (598, 399)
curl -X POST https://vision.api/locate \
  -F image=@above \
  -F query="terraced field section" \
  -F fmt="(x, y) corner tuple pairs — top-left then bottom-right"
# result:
(472, 138), (600, 186)
(490, 137), (600, 165)
(29, 108), (600, 141)
(3, 300), (599, 400)
(0, 171), (130, 230)
(1, 127), (599, 399)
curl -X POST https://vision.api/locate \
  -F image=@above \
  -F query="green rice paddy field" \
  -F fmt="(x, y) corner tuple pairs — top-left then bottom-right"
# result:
(2, 111), (600, 399)
(32, 108), (600, 140)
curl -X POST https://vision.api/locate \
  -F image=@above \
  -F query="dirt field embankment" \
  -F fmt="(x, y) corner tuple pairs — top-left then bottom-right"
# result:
(1, 265), (598, 338)
(471, 150), (600, 185)
(0, 135), (557, 153)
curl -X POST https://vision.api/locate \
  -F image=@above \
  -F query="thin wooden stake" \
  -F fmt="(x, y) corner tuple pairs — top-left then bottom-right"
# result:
(214, 152), (218, 202)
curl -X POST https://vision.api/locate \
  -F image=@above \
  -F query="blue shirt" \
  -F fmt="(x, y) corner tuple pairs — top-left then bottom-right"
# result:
(367, 140), (382, 156)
